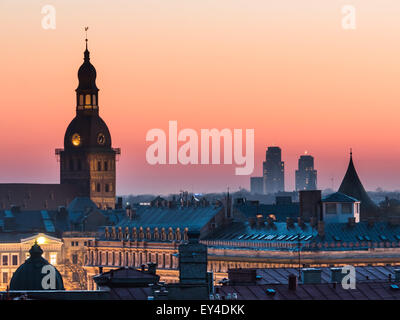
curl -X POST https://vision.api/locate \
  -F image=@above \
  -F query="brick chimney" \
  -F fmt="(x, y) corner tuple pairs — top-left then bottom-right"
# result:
(317, 221), (325, 237)
(288, 274), (297, 290)
(286, 217), (294, 229)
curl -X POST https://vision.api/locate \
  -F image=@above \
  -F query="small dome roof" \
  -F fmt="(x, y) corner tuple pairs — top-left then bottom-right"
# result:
(64, 114), (112, 150)
(76, 49), (98, 91)
(9, 242), (64, 291)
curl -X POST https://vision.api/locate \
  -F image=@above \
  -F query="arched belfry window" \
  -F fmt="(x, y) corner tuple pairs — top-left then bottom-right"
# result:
(85, 94), (91, 105)
(79, 95), (84, 106)
(92, 95), (97, 105)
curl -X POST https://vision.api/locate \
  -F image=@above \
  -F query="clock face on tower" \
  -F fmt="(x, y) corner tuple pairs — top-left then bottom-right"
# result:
(71, 133), (81, 146)
(97, 133), (105, 145)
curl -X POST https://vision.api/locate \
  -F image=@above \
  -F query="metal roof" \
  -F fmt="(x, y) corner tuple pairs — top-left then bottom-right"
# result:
(322, 192), (359, 203)
(114, 205), (222, 231)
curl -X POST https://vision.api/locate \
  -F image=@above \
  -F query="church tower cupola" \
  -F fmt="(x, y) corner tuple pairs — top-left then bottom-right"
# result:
(57, 28), (120, 210)
(76, 29), (99, 114)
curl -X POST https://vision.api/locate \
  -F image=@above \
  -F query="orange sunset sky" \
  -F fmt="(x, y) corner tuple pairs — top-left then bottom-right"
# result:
(1, 0), (400, 195)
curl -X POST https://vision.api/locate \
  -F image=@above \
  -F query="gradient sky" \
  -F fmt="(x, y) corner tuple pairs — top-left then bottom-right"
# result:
(1, 0), (400, 195)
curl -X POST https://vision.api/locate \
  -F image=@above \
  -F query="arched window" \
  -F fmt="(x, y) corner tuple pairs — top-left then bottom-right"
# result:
(79, 95), (84, 105)
(92, 94), (97, 105)
(85, 94), (91, 105)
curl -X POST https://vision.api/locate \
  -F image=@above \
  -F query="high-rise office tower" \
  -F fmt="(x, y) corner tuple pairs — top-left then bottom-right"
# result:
(263, 147), (284, 194)
(295, 154), (317, 191)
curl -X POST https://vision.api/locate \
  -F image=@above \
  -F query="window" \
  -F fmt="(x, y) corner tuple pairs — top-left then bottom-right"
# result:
(92, 95), (97, 105)
(72, 272), (80, 282)
(96, 183), (101, 192)
(2, 255), (8, 266)
(85, 94), (91, 105)
(69, 159), (74, 171)
(71, 241), (75, 247)
(79, 95), (84, 105)
(72, 254), (78, 264)
(50, 253), (57, 265)
(12, 255), (18, 266)
(2, 272), (8, 284)
(105, 184), (110, 193)
(77, 159), (82, 171)
(326, 203), (337, 214)
(342, 203), (352, 214)
(97, 161), (102, 171)
(104, 161), (108, 171)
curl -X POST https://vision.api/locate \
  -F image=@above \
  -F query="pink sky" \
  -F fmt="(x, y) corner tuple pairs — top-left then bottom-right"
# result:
(1, 1), (400, 195)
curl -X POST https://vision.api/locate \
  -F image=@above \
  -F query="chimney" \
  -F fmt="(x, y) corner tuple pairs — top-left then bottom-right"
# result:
(310, 216), (317, 228)
(116, 197), (123, 209)
(248, 217), (256, 228)
(147, 262), (157, 275)
(256, 215), (265, 227)
(288, 274), (297, 290)
(348, 217), (356, 227)
(317, 221), (325, 237)
(297, 217), (305, 228)
(302, 268), (322, 284)
(126, 205), (132, 219)
(286, 217), (294, 229)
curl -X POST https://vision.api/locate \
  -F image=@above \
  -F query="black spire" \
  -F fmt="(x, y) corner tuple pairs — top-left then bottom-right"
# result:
(76, 27), (99, 113)
(338, 151), (377, 219)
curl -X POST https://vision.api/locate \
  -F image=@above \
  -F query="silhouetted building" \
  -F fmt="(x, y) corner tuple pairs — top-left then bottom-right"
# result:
(298, 190), (322, 223)
(57, 38), (120, 209)
(338, 151), (378, 220)
(263, 147), (284, 194)
(295, 154), (317, 191)
(250, 177), (263, 194)
(0, 38), (120, 211)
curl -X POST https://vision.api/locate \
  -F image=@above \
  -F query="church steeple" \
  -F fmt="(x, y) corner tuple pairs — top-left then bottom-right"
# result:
(76, 27), (99, 114)
(338, 150), (377, 219)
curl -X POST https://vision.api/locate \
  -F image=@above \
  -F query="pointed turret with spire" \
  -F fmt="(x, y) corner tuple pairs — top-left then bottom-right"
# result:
(338, 149), (378, 219)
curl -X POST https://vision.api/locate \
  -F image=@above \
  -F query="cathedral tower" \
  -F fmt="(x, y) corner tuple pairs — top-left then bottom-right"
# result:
(58, 36), (119, 209)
